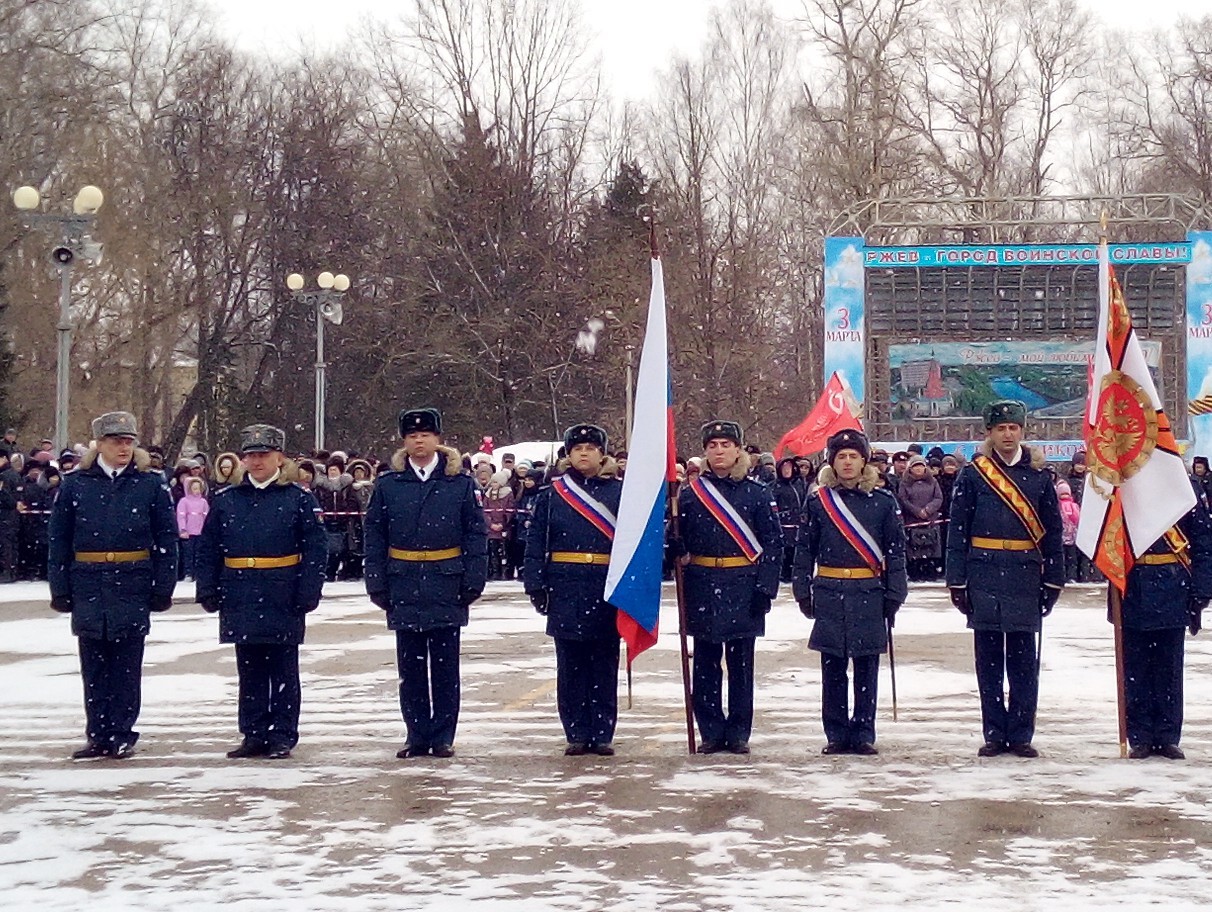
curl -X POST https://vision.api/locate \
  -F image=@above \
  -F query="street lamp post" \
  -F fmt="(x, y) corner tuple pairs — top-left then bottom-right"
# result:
(11, 185), (105, 451)
(286, 271), (349, 452)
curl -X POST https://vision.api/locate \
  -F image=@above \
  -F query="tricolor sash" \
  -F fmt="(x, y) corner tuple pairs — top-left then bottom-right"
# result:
(552, 476), (617, 541)
(1164, 526), (1192, 571)
(972, 454), (1046, 546)
(688, 476), (763, 562)
(817, 486), (884, 574)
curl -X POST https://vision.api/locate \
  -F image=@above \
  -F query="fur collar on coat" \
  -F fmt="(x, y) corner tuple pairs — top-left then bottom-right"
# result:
(390, 445), (463, 477)
(228, 458), (301, 487)
(816, 464), (880, 493)
(553, 455), (619, 480)
(980, 439), (1047, 470)
(78, 446), (151, 473)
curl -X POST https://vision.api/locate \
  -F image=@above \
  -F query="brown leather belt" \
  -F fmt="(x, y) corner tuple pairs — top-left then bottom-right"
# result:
(1138, 553), (1181, 565)
(688, 554), (753, 569)
(225, 554), (301, 569)
(971, 536), (1036, 552)
(550, 551), (610, 565)
(75, 550), (150, 564)
(389, 546), (462, 562)
(816, 565), (879, 580)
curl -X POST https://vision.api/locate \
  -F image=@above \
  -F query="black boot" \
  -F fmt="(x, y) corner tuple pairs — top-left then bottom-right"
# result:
(226, 739), (268, 759)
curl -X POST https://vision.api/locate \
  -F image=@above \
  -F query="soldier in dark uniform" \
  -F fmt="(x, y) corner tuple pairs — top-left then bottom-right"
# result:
(793, 429), (907, 755)
(194, 425), (327, 759)
(675, 420), (782, 754)
(48, 411), (177, 759)
(946, 400), (1064, 758)
(364, 408), (487, 759)
(524, 424), (623, 756)
(1119, 483), (1212, 759)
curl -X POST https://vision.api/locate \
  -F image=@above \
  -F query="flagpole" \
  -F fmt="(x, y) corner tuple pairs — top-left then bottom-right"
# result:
(1109, 586), (1129, 758)
(669, 481), (696, 755)
(886, 620), (899, 722)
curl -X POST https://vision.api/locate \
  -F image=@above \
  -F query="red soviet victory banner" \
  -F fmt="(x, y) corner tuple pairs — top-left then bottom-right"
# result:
(775, 372), (863, 458)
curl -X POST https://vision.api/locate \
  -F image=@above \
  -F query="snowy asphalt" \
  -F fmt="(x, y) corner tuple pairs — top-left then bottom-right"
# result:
(2, 581), (1211, 910)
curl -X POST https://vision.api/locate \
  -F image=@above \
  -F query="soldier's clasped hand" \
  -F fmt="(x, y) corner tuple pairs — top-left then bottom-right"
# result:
(949, 588), (971, 616)
(1039, 586), (1060, 618)
(529, 591), (548, 615)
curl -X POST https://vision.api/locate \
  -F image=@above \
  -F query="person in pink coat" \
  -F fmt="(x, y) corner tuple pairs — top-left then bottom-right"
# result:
(176, 477), (209, 580)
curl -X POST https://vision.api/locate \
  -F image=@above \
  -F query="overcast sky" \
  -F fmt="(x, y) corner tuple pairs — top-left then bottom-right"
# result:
(203, 0), (1202, 101)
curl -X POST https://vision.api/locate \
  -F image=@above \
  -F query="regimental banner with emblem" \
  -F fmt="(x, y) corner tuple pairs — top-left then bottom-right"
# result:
(1075, 241), (1197, 593)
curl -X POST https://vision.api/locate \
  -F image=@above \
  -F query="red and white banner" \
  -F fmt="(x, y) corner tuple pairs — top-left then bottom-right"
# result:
(1075, 241), (1195, 592)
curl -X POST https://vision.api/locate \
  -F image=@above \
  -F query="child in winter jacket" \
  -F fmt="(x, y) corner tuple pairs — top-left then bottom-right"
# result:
(176, 477), (209, 580)
(1056, 480), (1081, 582)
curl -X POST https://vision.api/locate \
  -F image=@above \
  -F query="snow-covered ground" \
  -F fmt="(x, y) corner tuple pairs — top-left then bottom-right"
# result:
(2, 580), (1211, 910)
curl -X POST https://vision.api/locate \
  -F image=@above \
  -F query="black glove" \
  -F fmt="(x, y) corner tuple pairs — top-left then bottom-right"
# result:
(666, 535), (687, 559)
(529, 591), (549, 615)
(798, 591), (814, 620)
(950, 588), (971, 616)
(50, 596), (73, 614)
(1190, 597), (1208, 635)
(460, 588), (482, 608)
(150, 594), (173, 613)
(749, 592), (772, 617)
(1040, 586), (1061, 618)
(298, 600), (320, 614)
(199, 596), (221, 614)
(368, 591), (390, 611)
(884, 599), (900, 628)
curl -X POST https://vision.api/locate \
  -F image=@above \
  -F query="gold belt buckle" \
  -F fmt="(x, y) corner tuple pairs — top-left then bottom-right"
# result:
(246, 557), (257, 568)
(841, 568), (854, 578)
(105, 551), (116, 562)
(1001, 539), (1014, 550)
(582, 553), (595, 563)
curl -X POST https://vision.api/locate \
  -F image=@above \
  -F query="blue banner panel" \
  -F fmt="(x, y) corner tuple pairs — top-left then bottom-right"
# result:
(863, 243), (1191, 269)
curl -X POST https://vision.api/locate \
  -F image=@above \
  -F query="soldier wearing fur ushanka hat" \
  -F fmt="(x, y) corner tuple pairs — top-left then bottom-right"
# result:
(523, 421), (623, 755)
(945, 397), (1065, 760)
(675, 417), (784, 755)
(793, 425), (906, 756)
(363, 405), (487, 760)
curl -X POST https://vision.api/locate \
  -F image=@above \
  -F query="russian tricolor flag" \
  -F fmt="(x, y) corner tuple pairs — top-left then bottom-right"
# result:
(606, 252), (675, 665)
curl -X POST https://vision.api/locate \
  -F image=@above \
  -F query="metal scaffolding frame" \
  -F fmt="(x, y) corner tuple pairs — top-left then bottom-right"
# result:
(829, 194), (1211, 245)
(832, 194), (1204, 441)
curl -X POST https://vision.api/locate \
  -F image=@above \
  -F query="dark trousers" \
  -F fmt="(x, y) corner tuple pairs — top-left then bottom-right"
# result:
(780, 545), (796, 583)
(179, 536), (198, 579)
(554, 636), (620, 745)
(396, 626), (461, 749)
(487, 539), (508, 580)
(0, 513), (18, 579)
(691, 636), (756, 746)
(974, 630), (1039, 746)
(1123, 627), (1185, 749)
(821, 652), (880, 747)
(234, 643), (301, 749)
(78, 635), (145, 748)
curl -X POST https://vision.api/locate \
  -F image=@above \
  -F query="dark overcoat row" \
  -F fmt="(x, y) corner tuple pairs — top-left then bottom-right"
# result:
(194, 461), (328, 645)
(677, 460), (784, 643)
(47, 448), (178, 640)
(362, 446), (488, 632)
(792, 465), (908, 659)
(522, 463), (623, 642)
(945, 442), (1065, 633)
(1122, 480), (1212, 630)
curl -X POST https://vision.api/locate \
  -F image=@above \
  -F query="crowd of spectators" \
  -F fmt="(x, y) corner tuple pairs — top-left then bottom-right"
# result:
(0, 424), (1196, 589)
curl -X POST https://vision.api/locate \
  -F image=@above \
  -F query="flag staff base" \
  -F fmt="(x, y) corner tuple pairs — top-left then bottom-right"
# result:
(1109, 584), (1129, 758)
